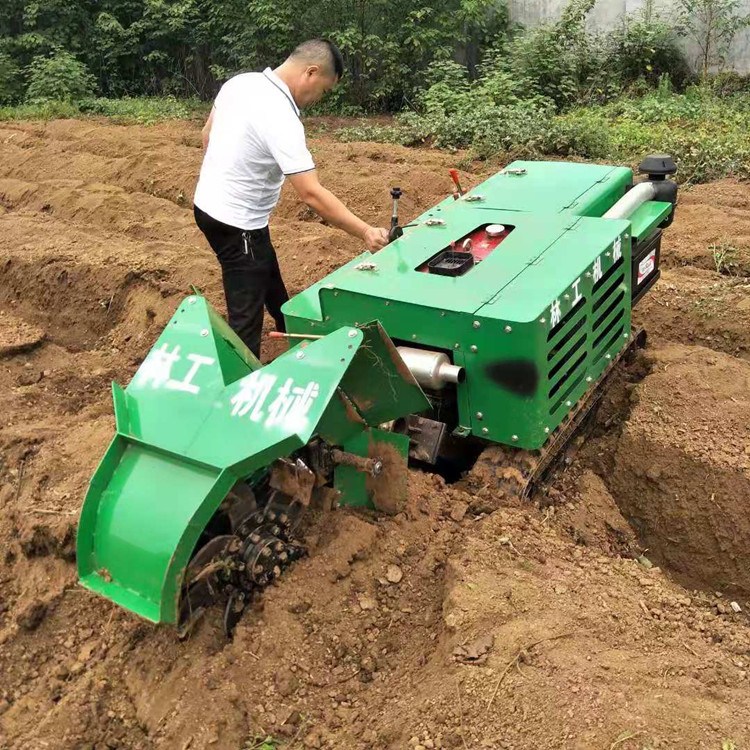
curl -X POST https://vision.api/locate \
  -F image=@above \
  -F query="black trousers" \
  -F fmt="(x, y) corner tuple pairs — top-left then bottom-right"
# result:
(194, 205), (287, 358)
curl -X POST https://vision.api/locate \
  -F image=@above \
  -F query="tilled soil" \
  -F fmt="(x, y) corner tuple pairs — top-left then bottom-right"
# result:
(0, 119), (749, 750)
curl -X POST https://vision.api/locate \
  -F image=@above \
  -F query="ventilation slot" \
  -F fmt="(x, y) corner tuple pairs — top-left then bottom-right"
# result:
(592, 273), (625, 315)
(548, 349), (586, 400)
(548, 333), (587, 382)
(547, 300), (586, 342)
(594, 312), (624, 352)
(550, 370), (587, 415)
(594, 323), (626, 361)
(548, 313), (586, 360)
(593, 289), (625, 333)
(593, 256), (624, 293)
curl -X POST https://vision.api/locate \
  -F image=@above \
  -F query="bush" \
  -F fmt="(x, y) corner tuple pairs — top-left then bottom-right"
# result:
(26, 50), (96, 103)
(604, 14), (692, 90)
(0, 100), (82, 121)
(76, 96), (205, 124)
(0, 53), (23, 105)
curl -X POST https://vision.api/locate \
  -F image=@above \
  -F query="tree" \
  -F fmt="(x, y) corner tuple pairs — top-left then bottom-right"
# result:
(26, 49), (96, 101)
(676, 0), (750, 77)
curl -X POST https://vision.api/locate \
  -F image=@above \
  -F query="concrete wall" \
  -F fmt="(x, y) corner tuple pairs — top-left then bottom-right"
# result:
(507, 0), (750, 74)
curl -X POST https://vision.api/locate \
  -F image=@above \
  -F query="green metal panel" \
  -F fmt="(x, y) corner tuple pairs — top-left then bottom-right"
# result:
(283, 159), (648, 450)
(629, 200), (672, 241)
(468, 160), (631, 215)
(334, 428), (410, 509)
(77, 295), (426, 624)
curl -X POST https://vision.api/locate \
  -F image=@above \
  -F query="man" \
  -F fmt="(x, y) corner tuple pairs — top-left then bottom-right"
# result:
(194, 39), (389, 358)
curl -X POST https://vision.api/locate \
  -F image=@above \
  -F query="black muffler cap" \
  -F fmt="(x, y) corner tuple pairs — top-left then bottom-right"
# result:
(638, 153), (677, 180)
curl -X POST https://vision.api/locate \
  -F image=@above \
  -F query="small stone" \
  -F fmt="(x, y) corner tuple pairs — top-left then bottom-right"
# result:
(0, 699), (9, 715)
(637, 555), (653, 569)
(357, 594), (377, 611)
(449, 501), (468, 523)
(303, 731), (322, 748)
(385, 565), (403, 584)
(730, 601), (742, 613)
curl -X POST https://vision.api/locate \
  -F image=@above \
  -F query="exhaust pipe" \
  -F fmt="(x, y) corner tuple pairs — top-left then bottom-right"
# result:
(397, 346), (465, 390)
(603, 153), (678, 223)
(602, 181), (657, 220)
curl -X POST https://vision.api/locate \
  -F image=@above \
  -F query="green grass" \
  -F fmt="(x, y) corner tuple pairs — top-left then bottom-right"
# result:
(0, 96), (208, 125)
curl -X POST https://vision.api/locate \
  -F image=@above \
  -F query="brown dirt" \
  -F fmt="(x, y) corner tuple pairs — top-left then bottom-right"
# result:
(609, 344), (750, 598)
(1, 119), (750, 749)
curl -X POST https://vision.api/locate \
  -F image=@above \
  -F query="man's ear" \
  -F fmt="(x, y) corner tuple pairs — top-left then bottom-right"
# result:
(305, 64), (320, 78)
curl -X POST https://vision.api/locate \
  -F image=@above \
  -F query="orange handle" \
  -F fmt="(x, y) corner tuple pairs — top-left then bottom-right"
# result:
(449, 168), (463, 198)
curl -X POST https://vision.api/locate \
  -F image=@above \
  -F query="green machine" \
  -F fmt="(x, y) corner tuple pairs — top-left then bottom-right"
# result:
(77, 155), (677, 633)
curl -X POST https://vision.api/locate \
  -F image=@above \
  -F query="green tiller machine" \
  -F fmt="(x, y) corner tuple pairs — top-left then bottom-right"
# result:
(77, 155), (678, 633)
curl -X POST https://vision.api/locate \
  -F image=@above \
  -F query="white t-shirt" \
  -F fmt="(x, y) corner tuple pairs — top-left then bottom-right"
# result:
(194, 68), (316, 230)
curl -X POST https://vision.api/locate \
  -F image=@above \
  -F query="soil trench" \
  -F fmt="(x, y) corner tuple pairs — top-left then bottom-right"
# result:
(0, 119), (749, 749)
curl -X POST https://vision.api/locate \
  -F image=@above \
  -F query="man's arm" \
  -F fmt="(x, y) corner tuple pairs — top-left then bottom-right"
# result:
(288, 170), (388, 251)
(201, 106), (215, 149)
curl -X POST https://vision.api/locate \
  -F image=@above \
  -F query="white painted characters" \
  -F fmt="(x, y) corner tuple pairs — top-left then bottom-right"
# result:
(136, 343), (215, 394)
(231, 371), (320, 430)
(230, 371), (276, 421)
(135, 343), (321, 431)
(592, 255), (603, 283)
(613, 234), (623, 262)
(547, 234), (625, 331)
(549, 298), (562, 328)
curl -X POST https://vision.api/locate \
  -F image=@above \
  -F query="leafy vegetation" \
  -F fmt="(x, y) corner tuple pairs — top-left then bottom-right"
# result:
(0, 0), (506, 110)
(0, 96), (206, 124)
(334, 0), (750, 185)
(338, 82), (750, 184)
(1, 0), (749, 185)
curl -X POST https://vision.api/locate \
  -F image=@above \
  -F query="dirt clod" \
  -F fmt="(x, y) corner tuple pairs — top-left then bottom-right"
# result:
(449, 501), (468, 522)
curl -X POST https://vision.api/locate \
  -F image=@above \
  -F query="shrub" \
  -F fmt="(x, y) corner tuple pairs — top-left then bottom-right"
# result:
(0, 53), (23, 105)
(604, 14), (692, 90)
(26, 50), (96, 103)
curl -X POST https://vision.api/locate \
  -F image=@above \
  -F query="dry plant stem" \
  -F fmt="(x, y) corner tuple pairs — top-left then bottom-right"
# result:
(486, 632), (576, 710)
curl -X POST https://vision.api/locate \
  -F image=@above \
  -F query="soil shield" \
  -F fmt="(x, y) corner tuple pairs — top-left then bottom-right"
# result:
(0, 119), (749, 749)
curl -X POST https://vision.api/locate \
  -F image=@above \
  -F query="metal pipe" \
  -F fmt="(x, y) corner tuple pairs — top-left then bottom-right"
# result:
(602, 181), (657, 220)
(397, 346), (465, 390)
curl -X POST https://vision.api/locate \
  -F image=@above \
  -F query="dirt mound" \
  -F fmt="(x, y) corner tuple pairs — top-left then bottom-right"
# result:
(665, 179), (750, 275)
(608, 344), (750, 597)
(634, 268), (750, 361)
(1, 119), (750, 749)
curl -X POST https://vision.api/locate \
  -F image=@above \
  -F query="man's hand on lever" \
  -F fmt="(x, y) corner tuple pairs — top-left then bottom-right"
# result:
(288, 170), (389, 252)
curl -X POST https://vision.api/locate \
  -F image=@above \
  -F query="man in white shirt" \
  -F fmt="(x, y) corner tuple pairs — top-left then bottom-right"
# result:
(194, 39), (388, 358)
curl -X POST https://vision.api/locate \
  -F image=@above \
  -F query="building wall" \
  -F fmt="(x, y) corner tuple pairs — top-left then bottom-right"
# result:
(507, 0), (750, 74)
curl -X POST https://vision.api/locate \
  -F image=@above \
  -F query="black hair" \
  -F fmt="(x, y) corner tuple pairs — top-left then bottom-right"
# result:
(289, 38), (345, 80)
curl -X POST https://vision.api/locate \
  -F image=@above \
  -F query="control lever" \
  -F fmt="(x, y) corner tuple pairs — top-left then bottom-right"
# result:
(449, 169), (464, 199)
(388, 186), (403, 243)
